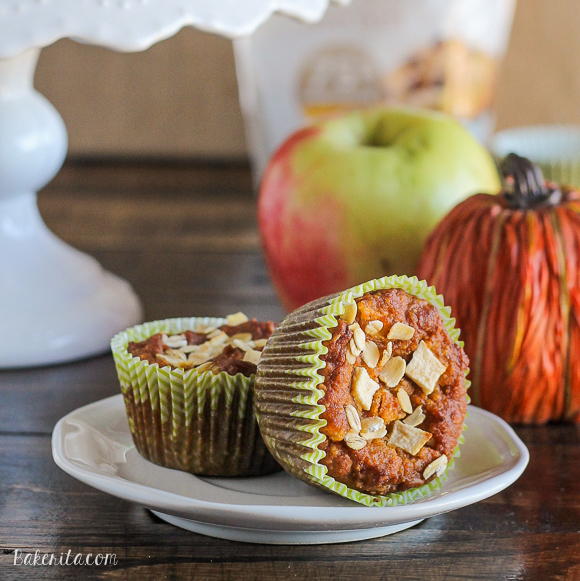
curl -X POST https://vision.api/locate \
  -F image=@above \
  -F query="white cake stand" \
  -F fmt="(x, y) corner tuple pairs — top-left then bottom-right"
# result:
(0, 0), (344, 368)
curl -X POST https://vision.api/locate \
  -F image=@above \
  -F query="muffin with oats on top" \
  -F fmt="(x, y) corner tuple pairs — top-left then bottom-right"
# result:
(255, 276), (469, 506)
(111, 312), (280, 477)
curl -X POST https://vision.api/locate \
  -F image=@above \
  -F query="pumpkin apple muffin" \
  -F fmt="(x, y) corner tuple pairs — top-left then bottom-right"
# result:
(255, 276), (469, 506)
(111, 313), (280, 477)
(318, 288), (468, 495)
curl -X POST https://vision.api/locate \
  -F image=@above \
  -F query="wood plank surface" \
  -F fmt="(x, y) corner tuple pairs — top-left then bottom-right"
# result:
(0, 161), (578, 580)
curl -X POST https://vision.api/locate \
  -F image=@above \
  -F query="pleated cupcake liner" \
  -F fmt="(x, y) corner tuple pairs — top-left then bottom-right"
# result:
(255, 275), (470, 507)
(111, 317), (279, 477)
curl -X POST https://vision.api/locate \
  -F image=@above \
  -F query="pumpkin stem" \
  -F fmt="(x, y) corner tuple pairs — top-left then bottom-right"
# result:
(500, 153), (562, 209)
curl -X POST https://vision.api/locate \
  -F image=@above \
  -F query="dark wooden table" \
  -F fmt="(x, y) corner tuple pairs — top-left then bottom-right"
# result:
(1, 161), (578, 581)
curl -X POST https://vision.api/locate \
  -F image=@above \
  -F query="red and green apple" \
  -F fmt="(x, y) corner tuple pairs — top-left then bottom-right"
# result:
(259, 107), (500, 310)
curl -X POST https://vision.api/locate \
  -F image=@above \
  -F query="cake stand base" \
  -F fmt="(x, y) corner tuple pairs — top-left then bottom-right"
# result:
(151, 510), (424, 544)
(0, 194), (142, 369)
(0, 49), (142, 368)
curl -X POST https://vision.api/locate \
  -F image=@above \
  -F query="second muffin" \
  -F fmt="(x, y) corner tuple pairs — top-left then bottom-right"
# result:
(111, 313), (280, 477)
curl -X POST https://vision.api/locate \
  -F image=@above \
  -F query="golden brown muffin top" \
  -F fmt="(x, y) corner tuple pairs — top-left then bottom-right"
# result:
(318, 289), (468, 495)
(127, 313), (275, 377)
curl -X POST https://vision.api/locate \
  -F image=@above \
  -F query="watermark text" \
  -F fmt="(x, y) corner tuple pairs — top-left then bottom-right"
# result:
(13, 549), (118, 567)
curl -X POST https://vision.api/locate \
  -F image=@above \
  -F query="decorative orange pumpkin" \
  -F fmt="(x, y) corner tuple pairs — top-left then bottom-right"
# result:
(418, 154), (580, 424)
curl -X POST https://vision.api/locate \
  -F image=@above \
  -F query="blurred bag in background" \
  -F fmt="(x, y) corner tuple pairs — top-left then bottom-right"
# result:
(235, 0), (516, 178)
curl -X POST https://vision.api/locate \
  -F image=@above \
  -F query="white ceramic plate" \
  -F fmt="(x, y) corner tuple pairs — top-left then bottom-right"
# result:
(52, 395), (529, 545)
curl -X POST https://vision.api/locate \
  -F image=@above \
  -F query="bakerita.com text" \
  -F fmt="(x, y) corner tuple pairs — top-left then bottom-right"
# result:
(13, 549), (118, 567)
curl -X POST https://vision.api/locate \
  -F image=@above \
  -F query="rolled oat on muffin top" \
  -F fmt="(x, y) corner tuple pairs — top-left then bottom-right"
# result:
(255, 276), (470, 506)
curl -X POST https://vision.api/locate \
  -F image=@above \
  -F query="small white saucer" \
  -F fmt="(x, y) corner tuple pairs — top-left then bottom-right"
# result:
(52, 395), (529, 545)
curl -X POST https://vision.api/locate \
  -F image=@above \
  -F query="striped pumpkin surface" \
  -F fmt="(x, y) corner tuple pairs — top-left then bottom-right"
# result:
(418, 155), (580, 424)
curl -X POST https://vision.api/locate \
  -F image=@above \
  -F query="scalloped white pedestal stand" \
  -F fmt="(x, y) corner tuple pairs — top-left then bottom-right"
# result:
(0, 0), (345, 368)
(0, 49), (142, 367)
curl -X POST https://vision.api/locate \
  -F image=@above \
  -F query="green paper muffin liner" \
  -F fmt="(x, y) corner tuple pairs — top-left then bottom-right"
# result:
(255, 275), (470, 507)
(111, 317), (279, 477)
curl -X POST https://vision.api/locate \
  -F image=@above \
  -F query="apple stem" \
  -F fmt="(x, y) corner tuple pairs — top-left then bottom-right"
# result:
(500, 153), (562, 209)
